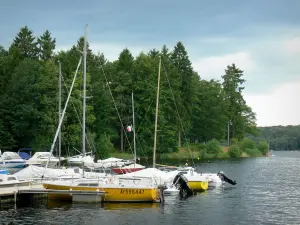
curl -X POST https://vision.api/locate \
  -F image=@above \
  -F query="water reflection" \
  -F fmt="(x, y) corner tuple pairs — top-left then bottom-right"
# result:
(103, 202), (159, 210)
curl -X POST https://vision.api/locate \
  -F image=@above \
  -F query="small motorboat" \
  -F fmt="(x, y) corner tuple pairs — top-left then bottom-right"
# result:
(0, 174), (32, 187)
(0, 151), (26, 168)
(67, 153), (95, 166)
(26, 152), (59, 168)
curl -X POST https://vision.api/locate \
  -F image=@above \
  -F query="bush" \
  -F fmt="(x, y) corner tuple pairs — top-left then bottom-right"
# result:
(199, 147), (206, 159)
(219, 151), (229, 158)
(231, 138), (239, 145)
(206, 139), (222, 157)
(240, 138), (256, 151)
(244, 148), (263, 157)
(97, 134), (114, 158)
(228, 145), (241, 158)
(257, 141), (269, 155)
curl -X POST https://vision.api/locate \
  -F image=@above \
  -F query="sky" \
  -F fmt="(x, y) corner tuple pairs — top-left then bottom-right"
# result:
(0, 0), (299, 127)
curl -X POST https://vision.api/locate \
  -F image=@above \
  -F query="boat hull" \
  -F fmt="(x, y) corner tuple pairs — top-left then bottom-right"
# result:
(25, 161), (58, 168)
(208, 181), (224, 187)
(188, 181), (208, 192)
(0, 181), (31, 188)
(43, 183), (159, 202)
(0, 161), (25, 168)
(112, 167), (144, 174)
(0, 170), (8, 174)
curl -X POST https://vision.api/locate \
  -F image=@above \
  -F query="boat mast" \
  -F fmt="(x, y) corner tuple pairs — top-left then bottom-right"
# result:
(82, 24), (88, 177)
(153, 57), (161, 168)
(58, 61), (62, 167)
(132, 92), (136, 168)
(42, 56), (82, 178)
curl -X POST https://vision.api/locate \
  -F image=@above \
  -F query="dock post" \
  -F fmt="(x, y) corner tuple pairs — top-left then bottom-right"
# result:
(158, 185), (166, 204)
(14, 190), (17, 209)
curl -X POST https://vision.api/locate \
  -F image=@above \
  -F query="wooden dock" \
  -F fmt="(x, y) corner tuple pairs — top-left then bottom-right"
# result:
(0, 184), (106, 204)
(19, 189), (106, 195)
(0, 184), (43, 196)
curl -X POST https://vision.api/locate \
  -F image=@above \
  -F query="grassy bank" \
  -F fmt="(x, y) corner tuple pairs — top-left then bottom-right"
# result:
(109, 152), (135, 160)
(110, 139), (266, 161)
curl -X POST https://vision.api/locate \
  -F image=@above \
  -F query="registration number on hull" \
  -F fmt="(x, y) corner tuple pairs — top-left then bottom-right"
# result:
(120, 189), (145, 194)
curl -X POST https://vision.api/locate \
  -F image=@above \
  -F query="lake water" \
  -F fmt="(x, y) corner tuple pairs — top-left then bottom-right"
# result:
(1, 151), (300, 225)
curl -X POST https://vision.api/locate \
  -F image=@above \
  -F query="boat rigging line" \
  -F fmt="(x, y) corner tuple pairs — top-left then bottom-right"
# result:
(97, 60), (135, 160)
(42, 56), (83, 179)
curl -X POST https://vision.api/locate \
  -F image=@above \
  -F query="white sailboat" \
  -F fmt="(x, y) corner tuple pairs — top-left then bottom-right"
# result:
(42, 25), (160, 203)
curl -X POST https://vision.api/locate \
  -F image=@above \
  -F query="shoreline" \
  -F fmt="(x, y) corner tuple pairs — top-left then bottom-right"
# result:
(109, 150), (262, 161)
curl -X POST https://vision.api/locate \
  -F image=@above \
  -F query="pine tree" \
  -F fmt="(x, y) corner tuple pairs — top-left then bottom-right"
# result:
(171, 42), (196, 145)
(37, 30), (56, 61)
(112, 48), (134, 152)
(222, 63), (256, 140)
(12, 26), (38, 59)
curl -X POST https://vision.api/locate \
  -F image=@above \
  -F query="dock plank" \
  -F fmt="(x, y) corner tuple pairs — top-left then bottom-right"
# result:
(0, 184), (43, 196)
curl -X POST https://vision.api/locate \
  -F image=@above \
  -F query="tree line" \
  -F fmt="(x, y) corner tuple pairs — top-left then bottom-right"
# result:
(248, 125), (300, 150)
(0, 26), (258, 159)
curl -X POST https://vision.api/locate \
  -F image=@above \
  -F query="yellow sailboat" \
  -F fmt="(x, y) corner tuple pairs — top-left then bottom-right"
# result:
(43, 181), (159, 202)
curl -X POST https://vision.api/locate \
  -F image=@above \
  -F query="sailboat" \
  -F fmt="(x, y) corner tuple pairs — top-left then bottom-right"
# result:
(57, 60), (96, 167)
(112, 92), (145, 174)
(42, 25), (160, 203)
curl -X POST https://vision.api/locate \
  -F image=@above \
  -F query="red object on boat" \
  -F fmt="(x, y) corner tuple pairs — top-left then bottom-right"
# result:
(112, 167), (144, 174)
(112, 163), (145, 174)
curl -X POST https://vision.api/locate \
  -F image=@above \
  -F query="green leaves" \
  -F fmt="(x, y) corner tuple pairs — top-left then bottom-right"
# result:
(228, 145), (241, 158)
(190, 79), (227, 143)
(0, 25), (258, 159)
(206, 139), (222, 157)
(257, 141), (269, 155)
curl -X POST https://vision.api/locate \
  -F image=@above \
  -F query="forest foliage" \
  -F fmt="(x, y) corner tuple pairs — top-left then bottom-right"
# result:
(0, 26), (259, 158)
(248, 125), (300, 151)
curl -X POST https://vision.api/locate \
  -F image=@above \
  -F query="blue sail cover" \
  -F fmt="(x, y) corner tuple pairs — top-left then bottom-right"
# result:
(18, 152), (31, 160)
(18, 148), (32, 160)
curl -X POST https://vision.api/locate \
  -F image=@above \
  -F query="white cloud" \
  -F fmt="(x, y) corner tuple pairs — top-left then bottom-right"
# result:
(192, 52), (255, 80)
(284, 37), (300, 55)
(245, 78), (300, 127)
